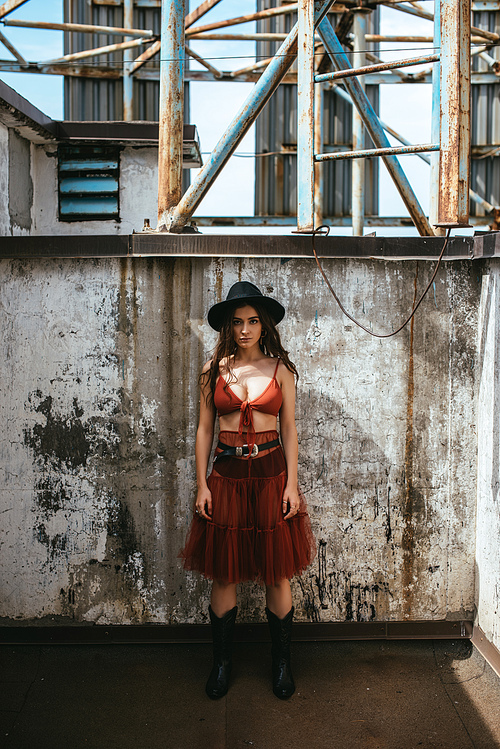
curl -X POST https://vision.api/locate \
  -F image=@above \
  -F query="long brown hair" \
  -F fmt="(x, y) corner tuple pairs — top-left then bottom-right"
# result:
(201, 301), (298, 406)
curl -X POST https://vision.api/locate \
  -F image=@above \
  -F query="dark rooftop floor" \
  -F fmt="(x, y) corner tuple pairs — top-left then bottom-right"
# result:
(1, 639), (500, 749)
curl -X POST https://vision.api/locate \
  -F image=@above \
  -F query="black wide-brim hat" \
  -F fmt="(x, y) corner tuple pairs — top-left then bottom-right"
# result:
(207, 281), (285, 331)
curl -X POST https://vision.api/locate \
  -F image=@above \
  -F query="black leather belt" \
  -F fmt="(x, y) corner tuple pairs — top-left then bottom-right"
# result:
(214, 438), (280, 461)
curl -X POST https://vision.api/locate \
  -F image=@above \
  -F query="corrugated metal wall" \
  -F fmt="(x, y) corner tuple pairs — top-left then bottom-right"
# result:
(255, 2), (379, 218)
(63, 0), (164, 122)
(471, 9), (500, 216)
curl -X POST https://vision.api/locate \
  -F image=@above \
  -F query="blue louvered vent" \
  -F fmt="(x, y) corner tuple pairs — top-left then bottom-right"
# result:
(58, 146), (120, 221)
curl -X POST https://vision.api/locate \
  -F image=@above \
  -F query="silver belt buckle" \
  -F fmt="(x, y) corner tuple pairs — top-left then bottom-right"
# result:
(236, 444), (259, 458)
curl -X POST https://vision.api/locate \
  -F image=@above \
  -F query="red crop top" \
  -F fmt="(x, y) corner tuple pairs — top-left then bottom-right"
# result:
(214, 359), (282, 453)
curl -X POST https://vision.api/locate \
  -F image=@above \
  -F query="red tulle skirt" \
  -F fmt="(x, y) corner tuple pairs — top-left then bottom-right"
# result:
(179, 430), (316, 586)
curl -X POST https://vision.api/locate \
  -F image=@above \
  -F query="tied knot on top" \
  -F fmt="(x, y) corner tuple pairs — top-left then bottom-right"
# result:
(239, 401), (253, 431)
(238, 401), (256, 470)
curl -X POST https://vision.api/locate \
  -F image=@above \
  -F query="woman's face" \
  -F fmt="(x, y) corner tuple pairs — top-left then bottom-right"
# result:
(232, 305), (263, 349)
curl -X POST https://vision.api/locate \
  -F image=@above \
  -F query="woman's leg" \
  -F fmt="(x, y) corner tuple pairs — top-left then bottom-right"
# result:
(265, 578), (292, 618)
(211, 579), (237, 617)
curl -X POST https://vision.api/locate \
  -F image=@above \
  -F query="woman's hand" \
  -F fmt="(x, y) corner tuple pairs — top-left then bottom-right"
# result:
(283, 485), (300, 520)
(195, 486), (212, 520)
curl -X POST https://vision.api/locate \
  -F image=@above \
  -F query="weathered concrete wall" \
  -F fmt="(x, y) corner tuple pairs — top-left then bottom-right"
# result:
(0, 255), (479, 624)
(0, 124), (9, 236)
(0, 123), (33, 236)
(8, 130), (33, 234)
(31, 146), (158, 236)
(476, 259), (500, 652)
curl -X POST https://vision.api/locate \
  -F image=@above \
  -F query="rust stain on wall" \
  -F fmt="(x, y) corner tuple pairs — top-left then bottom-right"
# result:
(214, 259), (224, 302)
(402, 264), (419, 619)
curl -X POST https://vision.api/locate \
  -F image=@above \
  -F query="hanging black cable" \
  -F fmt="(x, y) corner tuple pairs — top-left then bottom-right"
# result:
(311, 225), (452, 338)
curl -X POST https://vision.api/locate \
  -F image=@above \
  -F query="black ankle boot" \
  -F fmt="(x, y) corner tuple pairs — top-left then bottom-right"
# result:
(265, 606), (295, 699)
(205, 605), (237, 699)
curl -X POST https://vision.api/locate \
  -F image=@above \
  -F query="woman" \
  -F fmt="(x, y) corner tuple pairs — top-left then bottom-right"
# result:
(180, 281), (315, 700)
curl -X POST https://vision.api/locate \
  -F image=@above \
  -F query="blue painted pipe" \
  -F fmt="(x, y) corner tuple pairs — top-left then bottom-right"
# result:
(167, 0), (333, 233)
(318, 16), (434, 236)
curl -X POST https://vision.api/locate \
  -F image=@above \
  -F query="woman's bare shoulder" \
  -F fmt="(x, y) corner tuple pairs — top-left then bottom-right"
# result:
(201, 359), (213, 374)
(277, 359), (296, 384)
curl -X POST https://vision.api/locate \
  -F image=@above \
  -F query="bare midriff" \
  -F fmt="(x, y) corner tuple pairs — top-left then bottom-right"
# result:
(219, 412), (278, 433)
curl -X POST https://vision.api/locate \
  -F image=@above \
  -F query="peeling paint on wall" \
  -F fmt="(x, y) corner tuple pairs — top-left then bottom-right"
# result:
(0, 255), (480, 624)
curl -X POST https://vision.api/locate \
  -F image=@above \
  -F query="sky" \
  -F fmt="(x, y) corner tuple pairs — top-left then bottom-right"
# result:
(0, 0), (484, 235)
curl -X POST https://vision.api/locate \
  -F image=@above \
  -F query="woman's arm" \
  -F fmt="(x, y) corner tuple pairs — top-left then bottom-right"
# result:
(278, 363), (301, 520)
(195, 361), (216, 520)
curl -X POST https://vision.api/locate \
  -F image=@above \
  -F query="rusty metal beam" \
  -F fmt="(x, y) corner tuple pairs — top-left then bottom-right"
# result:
(129, 40), (161, 74)
(318, 16), (434, 236)
(315, 52), (440, 82)
(165, 0), (334, 233)
(229, 56), (274, 79)
(314, 80), (324, 230)
(46, 37), (151, 64)
(157, 0), (185, 231)
(316, 143), (440, 161)
(123, 0), (134, 121)
(0, 0), (30, 21)
(297, 0), (315, 233)
(351, 9), (369, 237)
(382, 1), (499, 44)
(185, 4), (298, 35)
(0, 29), (27, 66)
(184, 0), (223, 29)
(185, 43), (222, 78)
(437, 0), (471, 227)
(2, 19), (154, 38)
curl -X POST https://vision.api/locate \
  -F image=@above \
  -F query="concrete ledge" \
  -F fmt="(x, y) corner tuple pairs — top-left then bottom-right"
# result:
(0, 233), (476, 259)
(0, 620), (472, 644)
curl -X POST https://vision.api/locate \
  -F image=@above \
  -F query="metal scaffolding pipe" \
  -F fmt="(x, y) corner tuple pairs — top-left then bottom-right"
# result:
(46, 37), (149, 64)
(315, 143), (440, 161)
(2, 19), (155, 38)
(185, 3), (298, 35)
(123, 0), (134, 121)
(185, 44), (222, 78)
(318, 16), (434, 236)
(315, 52), (440, 82)
(297, 0), (315, 233)
(157, 0), (185, 231)
(352, 10), (369, 237)
(384, 1), (499, 44)
(230, 56), (274, 78)
(130, 40), (161, 74)
(0, 0), (29, 20)
(0, 29), (27, 66)
(429, 0), (443, 233)
(185, 0), (223, 29)
(437, 0), (471, 227)
(166, 0), (334, 233)
(314, 81), (324, 229)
